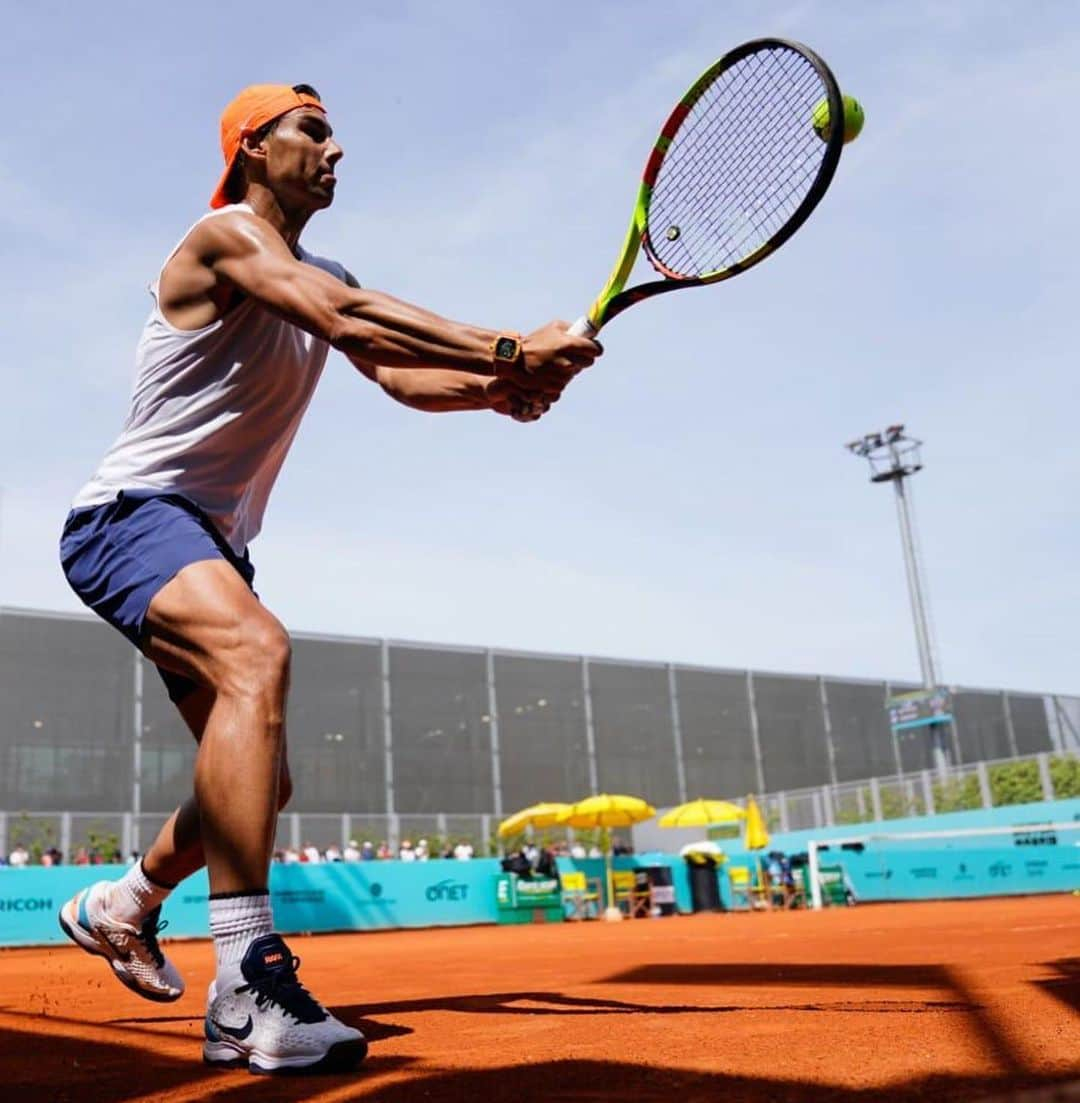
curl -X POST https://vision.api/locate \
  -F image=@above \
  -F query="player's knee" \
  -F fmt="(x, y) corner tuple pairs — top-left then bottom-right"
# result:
(220, 618), (292, 701)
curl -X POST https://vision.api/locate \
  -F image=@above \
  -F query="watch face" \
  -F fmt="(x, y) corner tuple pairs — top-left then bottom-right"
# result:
(494, 337), (519, 361)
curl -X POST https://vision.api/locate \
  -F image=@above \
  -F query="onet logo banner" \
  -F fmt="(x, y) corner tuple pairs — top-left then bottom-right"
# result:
(425, 879), (469, 902)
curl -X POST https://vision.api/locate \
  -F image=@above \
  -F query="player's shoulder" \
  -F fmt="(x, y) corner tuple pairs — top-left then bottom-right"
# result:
(182, 205), (276, 259)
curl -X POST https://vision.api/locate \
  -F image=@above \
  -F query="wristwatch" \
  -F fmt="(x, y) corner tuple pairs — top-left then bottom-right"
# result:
(491, 333), (524, 372)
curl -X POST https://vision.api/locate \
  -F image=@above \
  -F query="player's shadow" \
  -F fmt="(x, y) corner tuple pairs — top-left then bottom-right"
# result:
(335, 988), (973, 1025)
(598, 962), (952, 987)
(259, 1057), (1080, 1103)
(1031, 958), (1080, 1016)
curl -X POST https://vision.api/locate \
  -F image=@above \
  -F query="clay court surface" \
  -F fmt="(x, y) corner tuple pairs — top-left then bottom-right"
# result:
(1, 895), (1077, 1102)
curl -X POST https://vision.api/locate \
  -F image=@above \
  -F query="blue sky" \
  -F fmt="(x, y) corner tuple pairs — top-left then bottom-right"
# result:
(2, 1), (1077, 693)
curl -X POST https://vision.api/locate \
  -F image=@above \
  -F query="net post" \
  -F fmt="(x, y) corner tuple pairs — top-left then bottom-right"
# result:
(808, 840), (823, 910)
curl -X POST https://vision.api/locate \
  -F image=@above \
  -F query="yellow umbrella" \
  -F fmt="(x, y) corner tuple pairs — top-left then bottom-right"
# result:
(658, 798), (747, 829)
(497, 802), (573, 839)
(743, 796), (771, 851)
(556, 794), (656, 920)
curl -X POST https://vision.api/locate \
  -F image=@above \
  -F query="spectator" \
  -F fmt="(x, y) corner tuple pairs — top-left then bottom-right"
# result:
(453, 840), (474, 861)
(377, 840), (393, 860)
(282, 847), (301, 864)
(534, 846), (557, 879)
(415, 838), (430, 861)
(361, 840), (376, 861)
(587, 844), (603, 858)
(302, 841), (322, 864)
(570, 840), (587, 860)
(9, 844), (30, 868)
(398, 839), (416, 862)
(73, 846), (90, 866)
(343, 839), (361, 862)
(325, 843), (343, 863)
(523, 842), (538, 866)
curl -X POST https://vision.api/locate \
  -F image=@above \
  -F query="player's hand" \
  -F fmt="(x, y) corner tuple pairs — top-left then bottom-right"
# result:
(501, 321), (602, 395)
(486, 378), (556, 422)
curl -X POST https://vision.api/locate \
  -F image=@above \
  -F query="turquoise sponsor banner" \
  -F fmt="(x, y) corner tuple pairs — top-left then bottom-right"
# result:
(816, 828), (1080, 902)
(0, 858), (508, 947)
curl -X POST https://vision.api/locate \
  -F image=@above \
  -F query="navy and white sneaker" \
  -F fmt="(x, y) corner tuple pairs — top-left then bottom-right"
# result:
(59, 881), (184, 1002)
(204, 933), (367, 1075)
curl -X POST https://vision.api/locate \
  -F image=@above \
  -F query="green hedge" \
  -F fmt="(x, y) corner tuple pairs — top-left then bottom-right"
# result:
(829, 754), (1077, 824)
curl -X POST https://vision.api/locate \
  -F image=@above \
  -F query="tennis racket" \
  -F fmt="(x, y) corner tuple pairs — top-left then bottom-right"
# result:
(568, 38), (845, 338)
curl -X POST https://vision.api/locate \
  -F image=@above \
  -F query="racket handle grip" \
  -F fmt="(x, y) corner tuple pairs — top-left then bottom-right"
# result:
(567, 316), (599, 339)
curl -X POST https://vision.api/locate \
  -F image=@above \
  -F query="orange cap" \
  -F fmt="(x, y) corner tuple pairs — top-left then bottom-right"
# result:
(210, 84), (326, 209)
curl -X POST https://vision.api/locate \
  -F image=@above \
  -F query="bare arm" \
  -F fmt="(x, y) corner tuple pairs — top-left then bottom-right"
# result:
(198, 212), (599, 393)
(353, 360), (552, 421)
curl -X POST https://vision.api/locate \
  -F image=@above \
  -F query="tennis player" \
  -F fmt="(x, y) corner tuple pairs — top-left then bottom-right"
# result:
(57, 83), (600, 1075)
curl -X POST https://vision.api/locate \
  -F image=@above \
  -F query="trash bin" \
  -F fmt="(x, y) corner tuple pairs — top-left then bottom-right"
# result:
(640, 865), (677, 916)
(685, 855), (723, 912)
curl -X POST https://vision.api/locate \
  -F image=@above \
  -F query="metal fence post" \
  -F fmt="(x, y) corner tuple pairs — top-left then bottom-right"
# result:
(667, 664), (688, 804)
(777, 791), (790, 833)
(581, 658), (599, 793)
(1002, 692), (1018, 757)
(976, 761), (992, 809)
(132, 654), (144, 855)
(380, 640), (396, 828)
(290, 812), (301, 851)
(921, 769), (935, 816)
(485, 650), (503, 818)
(869, 777), (883, 822)
(811, 790), (823, 829)
(818, 677), (839, 787)
(1037, 752), (1054, 800)
(821, 785), (834, 827)
(746, 671), (766, 793)
(341, 813), (350, 849)
(0, 811), (6, 857)
(121, 813), (133, 858)
(60, 812), (72, 862)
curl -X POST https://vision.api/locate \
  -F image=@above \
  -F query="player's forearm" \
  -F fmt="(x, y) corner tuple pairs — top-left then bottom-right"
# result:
(374, 366), (493, 412)
(332, 290), (498, 374)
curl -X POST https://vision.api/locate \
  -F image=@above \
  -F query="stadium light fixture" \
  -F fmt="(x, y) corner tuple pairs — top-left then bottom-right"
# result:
(845, 425), (950, 778)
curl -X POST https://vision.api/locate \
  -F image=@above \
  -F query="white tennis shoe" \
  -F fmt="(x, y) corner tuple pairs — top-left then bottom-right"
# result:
(203, 933), (367, 1075)
(59, 881), (184, 1002)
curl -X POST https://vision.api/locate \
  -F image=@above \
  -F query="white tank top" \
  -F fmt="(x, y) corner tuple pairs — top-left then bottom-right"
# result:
(72, 204), (347, 553)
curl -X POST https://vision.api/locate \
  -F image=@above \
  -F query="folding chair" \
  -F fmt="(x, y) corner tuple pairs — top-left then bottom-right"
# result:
(561, 870), (600, 920)
(612, 870), (653, 918)
(729, 865), (770, 910)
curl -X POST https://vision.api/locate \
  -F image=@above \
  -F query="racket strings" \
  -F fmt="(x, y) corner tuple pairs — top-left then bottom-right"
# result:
(657, 58), (822, 271)
(653, 51), (818, 261)
(660, 59), (811, 262)
(656, 75), (822, 271)
(647, 47), (830, 278)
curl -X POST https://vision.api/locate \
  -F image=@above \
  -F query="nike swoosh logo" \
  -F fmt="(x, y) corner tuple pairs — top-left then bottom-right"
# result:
(212, 1015), (254, 1041)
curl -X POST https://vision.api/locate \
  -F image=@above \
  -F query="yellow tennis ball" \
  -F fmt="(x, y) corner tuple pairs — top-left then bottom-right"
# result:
(812, 94), (864, 144)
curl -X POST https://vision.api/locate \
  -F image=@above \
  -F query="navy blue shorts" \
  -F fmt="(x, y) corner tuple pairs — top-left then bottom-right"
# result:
(59, 491), (256, 703)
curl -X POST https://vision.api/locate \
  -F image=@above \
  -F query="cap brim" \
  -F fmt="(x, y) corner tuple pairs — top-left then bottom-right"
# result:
(209, 152), (240, 209)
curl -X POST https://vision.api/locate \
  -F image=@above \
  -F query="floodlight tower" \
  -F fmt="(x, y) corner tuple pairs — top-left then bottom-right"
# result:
(845, 425), (950, 776)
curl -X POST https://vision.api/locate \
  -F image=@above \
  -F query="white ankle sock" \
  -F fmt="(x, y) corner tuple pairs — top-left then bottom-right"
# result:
(106, 861), (174, 926)
(209, 892), (274, 974)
